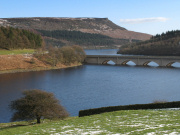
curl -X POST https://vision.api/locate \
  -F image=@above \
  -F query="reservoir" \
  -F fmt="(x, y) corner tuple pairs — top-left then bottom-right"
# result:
(0, 49), (180, 123)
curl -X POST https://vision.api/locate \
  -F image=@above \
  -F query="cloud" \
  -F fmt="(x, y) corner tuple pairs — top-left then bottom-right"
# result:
(120, 17), (169, 24)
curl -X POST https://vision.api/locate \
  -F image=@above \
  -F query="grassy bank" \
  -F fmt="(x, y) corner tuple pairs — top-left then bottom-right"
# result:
(0, 49), (35, 55)
(0, 110), (180, 134)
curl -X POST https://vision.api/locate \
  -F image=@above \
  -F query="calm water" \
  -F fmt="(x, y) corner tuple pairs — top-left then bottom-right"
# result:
(0, 49), (180, 123)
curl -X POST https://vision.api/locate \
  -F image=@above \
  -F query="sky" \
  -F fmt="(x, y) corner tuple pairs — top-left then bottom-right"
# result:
(1, 0), (180, 35)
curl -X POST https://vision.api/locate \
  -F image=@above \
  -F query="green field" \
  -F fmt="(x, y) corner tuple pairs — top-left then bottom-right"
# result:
(0, 110), (180, 135)
(0, 49), (35, 55)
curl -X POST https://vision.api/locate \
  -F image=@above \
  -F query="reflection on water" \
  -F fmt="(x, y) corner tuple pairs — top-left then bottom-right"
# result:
(126, 61), (136, 66)
(147, 62), (159, 67)
(107, 60), (116, 65)
(0, 49), (180, 123)
(172, 62), (180, 68)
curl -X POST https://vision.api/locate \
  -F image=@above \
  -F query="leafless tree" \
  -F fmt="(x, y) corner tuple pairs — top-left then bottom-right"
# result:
(10, 89), (69, 124)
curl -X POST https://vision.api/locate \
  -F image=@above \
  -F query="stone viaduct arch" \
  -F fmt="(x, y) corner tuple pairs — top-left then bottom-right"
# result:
(102, 60), (116, 64)
(84, 55), (180, 67)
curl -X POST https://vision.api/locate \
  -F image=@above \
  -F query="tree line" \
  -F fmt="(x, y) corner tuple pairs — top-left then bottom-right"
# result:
(151, 30), (180, 41)
(118, 30), (180, 56)
(0, 27), (43, 50)
(35, 45), (86, 66)
(37, 30), (115, 45)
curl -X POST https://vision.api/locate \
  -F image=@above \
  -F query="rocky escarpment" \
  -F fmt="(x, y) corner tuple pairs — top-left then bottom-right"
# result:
(0, 17), (151, 48)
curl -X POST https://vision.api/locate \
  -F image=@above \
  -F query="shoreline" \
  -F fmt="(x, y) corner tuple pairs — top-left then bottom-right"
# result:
(0, 63), (82, 75)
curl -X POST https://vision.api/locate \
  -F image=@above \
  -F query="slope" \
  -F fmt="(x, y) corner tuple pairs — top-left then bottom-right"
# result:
(0, 17), (151, 48)
(118, 30), (180, 56)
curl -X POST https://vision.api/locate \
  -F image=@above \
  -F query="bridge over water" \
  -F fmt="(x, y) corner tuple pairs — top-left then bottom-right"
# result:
(85, 55), (180, 67)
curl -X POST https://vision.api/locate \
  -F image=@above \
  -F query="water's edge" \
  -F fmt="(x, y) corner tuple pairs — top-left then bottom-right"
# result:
(0, 63), (82, 75)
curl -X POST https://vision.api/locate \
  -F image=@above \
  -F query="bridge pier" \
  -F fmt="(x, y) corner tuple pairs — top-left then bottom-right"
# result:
(85, 55), (180, 67)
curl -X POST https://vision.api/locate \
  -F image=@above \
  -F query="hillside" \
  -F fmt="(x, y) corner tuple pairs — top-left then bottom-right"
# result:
(0, 27), (42, 50)
(0, 45), (85, 74)
(0, 17), (151, 48)
(0, 110), (180, 134)
(118, 30), (180, 56)
(0, 54), (49, 72)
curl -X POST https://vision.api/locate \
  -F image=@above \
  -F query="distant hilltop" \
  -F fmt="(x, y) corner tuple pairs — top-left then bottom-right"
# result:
(0, 17), (152, 48)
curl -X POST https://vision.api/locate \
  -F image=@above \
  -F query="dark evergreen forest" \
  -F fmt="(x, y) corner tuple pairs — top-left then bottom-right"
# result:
(37, 30), (115, 45)
(0, 27), (42, 50)
(118, 30), (180, 56)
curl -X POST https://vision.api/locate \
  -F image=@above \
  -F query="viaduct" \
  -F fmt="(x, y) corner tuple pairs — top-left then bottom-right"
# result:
(84, 55), (180, 67)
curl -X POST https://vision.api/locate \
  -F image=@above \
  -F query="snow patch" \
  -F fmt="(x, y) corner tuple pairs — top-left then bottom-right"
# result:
(51, 133), (61, 135)
(81, 130), (103, 135)
(146, 132), (155, 135)
(169, 132), (179, 135)
(61, 125), (72, 129)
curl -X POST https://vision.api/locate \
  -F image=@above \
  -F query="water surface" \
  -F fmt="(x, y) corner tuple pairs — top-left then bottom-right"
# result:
(0, 49), (180, 123)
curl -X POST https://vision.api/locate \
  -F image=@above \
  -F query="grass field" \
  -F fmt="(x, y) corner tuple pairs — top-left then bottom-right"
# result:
(0, 49), (35, 55)
(0, 110), (180, 135)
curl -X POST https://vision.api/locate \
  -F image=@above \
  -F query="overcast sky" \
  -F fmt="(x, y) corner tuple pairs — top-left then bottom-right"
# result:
(1, 0), (180, 35)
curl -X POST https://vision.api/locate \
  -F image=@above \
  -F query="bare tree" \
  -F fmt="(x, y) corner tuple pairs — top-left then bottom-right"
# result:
(72, 45), (86, 63)
(10, 89), (69, 124)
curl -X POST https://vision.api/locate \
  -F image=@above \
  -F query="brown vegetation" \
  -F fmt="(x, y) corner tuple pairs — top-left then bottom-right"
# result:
(0, 54), (48, 71)
(35, 45), (86, 66)
(0, 45), (86, 73)
(10, 89), (69, 123)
